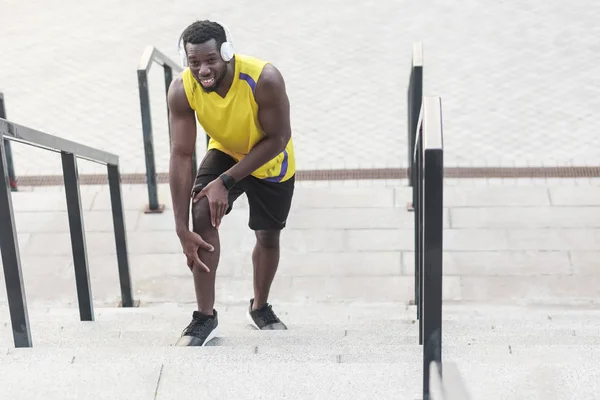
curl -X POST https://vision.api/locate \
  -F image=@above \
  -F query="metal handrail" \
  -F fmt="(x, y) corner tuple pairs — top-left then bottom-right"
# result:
(138, 46), (183, 73)
(412, 96), (445, 400)
(0, 93), (18, 191)
(406, 43), (424, 324)
(137, 45), (205, 214)
(408, 42), (423, 190)
(0, 119), (119, 165)
(0, 117), (134, 348)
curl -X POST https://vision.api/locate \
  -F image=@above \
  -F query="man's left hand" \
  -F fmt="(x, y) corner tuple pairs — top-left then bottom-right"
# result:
(193, 178), (229, 228)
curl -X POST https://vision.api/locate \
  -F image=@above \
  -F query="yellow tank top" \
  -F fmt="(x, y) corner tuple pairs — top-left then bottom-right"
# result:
(181, 54), (295, 182)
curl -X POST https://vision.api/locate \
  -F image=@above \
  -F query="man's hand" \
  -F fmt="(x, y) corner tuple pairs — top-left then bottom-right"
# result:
(193, 178), (229, 228)
(178, 230), (214, 272)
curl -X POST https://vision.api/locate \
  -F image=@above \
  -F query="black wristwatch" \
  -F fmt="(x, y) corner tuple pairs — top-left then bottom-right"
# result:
(219, 174), (236, 190)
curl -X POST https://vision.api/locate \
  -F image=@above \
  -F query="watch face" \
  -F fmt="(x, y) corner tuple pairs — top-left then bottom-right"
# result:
(222, 174), (234, 189)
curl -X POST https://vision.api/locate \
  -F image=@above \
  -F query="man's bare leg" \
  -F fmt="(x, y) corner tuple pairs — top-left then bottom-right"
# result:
(246, 229), (287, 330)
(251, 230), (281, 309)
(191, 197), (221, 315)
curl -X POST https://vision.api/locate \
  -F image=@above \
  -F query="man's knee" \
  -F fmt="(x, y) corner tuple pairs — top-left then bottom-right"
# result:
(191, 197), (213, 233)
(255, 230), (280, 249)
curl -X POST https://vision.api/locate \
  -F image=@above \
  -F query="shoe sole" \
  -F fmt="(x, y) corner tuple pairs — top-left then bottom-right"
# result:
(202, 325), (220, 345)
(246, 310), (260, 330)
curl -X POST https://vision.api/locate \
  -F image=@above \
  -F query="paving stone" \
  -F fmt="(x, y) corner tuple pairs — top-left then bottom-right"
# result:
(275, 251), (403, 277)
(91, 184), (174, 211)
(569, 251), (600, 275)
(402, 251), (572, 276)
(288, 207), (446, 230)
(7, 191), (97, 212)
(444, 229), (510, 251)
(441, 187), (551, 207)
(345, 229), (413, 251)
(549, 186), (600, 206)
(460, 276), (600, 305)
(291, 187), (396, 208)
(0, 361), (161, 400)
(288, 276), (461, 303)
(449, 206), (600, 228)
(22, 232), (122, 256)
(506, 228), (600, 251)
(130, 276), (292, 305)
(12, 210), (141, 233)
(457, 361), (600, 400)
(156, 361), (420, 400)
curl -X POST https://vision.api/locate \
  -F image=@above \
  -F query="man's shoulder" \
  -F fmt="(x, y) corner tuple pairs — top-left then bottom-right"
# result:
(236, 54), (279, 81)
(236, 53), (269, 67)
(255, 64), (285, 97)
(235, 55), (286, 104)
(168, 71), (195, 112)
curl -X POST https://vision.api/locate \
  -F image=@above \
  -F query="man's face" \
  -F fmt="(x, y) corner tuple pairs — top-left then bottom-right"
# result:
(185, 39), (228, 93)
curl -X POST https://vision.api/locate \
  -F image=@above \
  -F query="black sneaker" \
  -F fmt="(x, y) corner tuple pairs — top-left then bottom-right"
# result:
(246, 299), (287, 330)
(175, 310), (219, 346)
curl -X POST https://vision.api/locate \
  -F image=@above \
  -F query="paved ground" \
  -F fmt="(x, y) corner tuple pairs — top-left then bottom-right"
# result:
(1, 0), (599, 177)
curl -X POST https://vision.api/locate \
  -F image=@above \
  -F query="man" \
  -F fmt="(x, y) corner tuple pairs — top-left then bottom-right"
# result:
(167, 20), (296, 346)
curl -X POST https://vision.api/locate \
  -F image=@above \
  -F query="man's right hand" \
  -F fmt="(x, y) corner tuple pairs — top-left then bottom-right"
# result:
(178, 230), (214, 273)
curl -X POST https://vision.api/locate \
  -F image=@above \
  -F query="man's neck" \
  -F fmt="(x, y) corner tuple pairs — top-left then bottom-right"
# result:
(215, 57), (236, 98)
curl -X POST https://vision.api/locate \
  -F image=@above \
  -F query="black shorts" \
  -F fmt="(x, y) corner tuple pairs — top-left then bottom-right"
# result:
(191, 149), (295, 231)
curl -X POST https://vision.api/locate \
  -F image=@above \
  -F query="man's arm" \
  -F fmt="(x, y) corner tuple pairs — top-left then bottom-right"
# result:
(167, 77), (197, 237)
(224, 64), (292, 182)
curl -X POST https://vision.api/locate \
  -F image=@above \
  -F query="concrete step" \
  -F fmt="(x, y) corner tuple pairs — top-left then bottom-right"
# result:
(4, 303), (600, 349)
(0, 359), (422, 400)
(3, 321), (600, 350)
(6, 310), (600, 334)
(4, 343), (599, 366)
(9, 301), (600, 323)
(4, 321), (599, 344)
(0, 355), (597, 400)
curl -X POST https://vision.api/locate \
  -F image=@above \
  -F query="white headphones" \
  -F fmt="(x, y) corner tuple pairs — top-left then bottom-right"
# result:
(178, 21), (235, 67)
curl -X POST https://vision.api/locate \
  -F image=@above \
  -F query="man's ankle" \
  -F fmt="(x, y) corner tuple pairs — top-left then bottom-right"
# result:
(251, 298), (267, 311)
(197, 308), (214, 316)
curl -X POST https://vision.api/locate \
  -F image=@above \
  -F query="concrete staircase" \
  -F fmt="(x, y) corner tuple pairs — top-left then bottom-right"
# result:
(2, 302), (600, 399)
(1, 180), (600, 399)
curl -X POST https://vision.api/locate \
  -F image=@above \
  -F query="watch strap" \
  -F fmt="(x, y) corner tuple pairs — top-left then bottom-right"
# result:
(220, 174), (236, 190)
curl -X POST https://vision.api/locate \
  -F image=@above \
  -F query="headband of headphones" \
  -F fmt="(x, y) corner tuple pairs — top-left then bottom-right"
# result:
(177, 21), (234, 67)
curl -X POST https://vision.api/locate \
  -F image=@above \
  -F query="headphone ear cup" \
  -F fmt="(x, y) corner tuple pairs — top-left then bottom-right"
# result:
(178, 41), (188, 67)
(220, 41), (234, 62)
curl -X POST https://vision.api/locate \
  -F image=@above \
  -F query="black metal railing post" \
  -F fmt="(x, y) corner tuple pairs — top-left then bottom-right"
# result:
(415, 112), (424, 330)
(107, 164), (134, 307)
(408, 43), (424, 322)
(137, 69), (163, 214)
(413, 124), (424, 338)
(163, 65), (174, 146)
(139, 46), (202, 214)
(407, 42), (423, 192)
(0, 93), (17, 191)
(420, 96), (444, 400)
(0, 138), (31, 347)
(61, 151), (94, 321)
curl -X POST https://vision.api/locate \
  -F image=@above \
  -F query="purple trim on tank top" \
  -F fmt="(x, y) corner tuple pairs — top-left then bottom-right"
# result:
(263, 150), (289, 183)
(239, 72), (256, 94)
